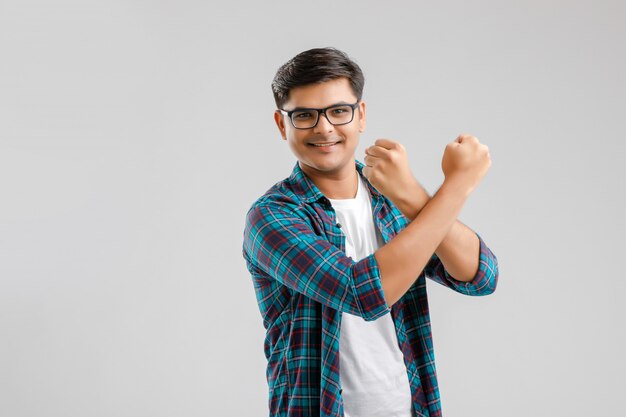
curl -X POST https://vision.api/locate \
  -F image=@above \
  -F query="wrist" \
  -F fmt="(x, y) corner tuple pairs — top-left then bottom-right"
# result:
(441, 176), (474, 199)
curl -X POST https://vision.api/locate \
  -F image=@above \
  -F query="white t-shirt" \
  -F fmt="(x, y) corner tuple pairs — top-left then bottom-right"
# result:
(328, 174), (413, 417)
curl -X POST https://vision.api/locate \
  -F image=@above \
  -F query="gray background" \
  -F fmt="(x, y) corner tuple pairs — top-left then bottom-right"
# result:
(1, 1), (625, 416)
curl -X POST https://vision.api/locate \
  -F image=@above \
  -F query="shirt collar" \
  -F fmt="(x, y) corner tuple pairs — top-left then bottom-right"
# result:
(287, 159), (382, 204)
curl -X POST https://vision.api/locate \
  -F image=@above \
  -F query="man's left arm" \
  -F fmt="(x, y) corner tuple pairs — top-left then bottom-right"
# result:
(362, 137), (498, 290)
(394, 184), (481, 282)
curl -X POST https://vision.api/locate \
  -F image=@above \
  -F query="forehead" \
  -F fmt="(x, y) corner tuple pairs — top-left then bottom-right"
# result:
(283, 77), (357, 109)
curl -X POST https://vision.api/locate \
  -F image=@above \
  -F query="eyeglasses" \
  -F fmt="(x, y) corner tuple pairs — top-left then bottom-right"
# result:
(279, 102), (359, 129)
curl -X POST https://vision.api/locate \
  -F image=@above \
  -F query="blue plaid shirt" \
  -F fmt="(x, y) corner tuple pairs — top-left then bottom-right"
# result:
(242, 159), (499, 417)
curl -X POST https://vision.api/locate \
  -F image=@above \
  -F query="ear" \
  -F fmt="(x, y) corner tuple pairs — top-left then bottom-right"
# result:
(274, 110), (287, 140)
(357, 100), (366, 132)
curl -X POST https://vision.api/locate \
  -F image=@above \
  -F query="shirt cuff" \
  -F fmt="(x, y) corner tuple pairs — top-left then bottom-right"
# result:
(350, 252), (391, 321)
(442, 232), (499, 296)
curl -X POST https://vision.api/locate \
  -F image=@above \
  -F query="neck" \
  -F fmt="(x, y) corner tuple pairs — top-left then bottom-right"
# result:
(299, 159), (359, 200)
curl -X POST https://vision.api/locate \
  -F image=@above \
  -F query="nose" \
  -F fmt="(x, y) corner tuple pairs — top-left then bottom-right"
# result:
(313, 111), (334, 133)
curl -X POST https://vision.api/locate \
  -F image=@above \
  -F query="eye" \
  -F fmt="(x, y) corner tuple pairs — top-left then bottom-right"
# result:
(293, 112), (313, 119)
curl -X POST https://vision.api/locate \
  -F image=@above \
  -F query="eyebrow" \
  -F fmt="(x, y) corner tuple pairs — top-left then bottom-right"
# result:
(288, 101), (354, 111)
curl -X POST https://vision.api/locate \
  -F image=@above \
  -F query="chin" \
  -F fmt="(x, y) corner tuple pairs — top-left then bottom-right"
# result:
(304, 157), (352, 173)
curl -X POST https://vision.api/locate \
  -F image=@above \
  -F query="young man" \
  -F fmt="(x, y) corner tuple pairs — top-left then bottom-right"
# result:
(242, 47), (498, 417)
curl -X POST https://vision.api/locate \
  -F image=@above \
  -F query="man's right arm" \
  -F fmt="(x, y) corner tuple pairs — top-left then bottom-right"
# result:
(242, 201), (390, 321)
(374, 178), (471, 306)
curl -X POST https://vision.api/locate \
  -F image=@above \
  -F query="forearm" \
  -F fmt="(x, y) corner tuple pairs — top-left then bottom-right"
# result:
(392, 182), (431, 221)
(393, 184), (481, 282)
(434, 220), (480, 281)
(374, 179), (470, 306)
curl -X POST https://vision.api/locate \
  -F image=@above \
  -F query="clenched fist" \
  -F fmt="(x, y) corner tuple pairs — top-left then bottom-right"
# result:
(442, 134), (491, 194)
(362, 138), (420, 204)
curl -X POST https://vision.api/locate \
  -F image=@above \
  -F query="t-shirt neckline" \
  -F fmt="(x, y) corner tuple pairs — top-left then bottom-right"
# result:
(327, 174), (364, 207)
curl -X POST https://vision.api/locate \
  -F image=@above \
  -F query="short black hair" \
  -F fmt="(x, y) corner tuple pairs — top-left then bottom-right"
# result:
(271, 47), (365, 109)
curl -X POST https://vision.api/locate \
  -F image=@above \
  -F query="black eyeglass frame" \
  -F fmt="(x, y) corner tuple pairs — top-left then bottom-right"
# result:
(278, 101), (360, 130)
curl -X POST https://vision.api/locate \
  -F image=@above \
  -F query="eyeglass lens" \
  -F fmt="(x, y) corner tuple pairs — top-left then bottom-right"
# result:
(291, 105), (354, 129)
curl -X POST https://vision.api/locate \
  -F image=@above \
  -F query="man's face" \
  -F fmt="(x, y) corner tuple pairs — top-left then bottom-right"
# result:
(274, 77), (366, 176)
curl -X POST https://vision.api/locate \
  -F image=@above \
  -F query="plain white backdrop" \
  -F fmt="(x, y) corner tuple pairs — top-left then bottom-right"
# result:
(1, 1), (625, 416)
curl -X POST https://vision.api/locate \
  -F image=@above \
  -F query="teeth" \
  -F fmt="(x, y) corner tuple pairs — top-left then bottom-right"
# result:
(312, 142), (337, 147)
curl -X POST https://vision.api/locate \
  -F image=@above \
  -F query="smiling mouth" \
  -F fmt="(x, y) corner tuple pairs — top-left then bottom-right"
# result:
(309, 141), (340, 147)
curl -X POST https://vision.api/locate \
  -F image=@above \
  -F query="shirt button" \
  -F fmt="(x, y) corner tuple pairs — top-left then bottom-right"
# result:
(336, 223), (342, 228)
